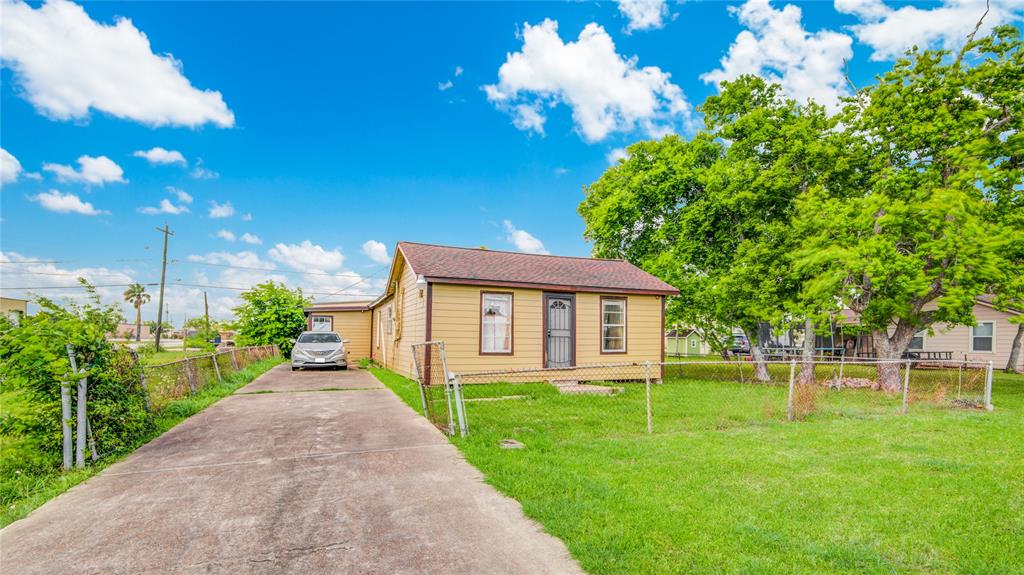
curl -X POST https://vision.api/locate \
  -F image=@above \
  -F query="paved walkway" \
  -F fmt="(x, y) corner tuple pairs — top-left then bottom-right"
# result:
(0, 365), (582, 574)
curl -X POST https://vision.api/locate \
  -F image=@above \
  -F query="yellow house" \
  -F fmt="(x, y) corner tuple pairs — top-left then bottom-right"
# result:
(1, 297), (29, 324)
(308, 242), (678, 381)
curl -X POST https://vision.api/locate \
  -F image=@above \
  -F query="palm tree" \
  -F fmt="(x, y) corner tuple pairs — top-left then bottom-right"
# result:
(123, 283), (151, 342)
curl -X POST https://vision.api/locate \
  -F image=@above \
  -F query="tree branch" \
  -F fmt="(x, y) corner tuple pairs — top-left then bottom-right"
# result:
(954, 0), (990, 69)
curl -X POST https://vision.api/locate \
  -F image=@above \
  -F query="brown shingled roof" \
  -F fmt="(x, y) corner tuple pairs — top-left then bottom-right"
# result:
(397, 242), (678, 295)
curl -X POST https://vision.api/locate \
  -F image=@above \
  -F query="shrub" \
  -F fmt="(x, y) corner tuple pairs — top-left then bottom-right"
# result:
(233, 281), (309, 357)
(0, 285), (153, 464)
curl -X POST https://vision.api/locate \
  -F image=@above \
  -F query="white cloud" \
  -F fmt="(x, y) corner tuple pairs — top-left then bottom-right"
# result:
(190, 158), (218, 179)
(1, 148), (22, 184)
(607, 147), (630, 164)
(503, 220), (549, 254)
(42, 155), (126, 185)
(0, 0), (234, 127)
(31, 190), (107, 215)
(617, 0), (669, 32)
(702, 0), (853, 111)
(455, 66), (464, 77)
(835, 0), (1023, 61)
(484, 19), (691, 142)
(133, 147), (186, 165)
(241, 213), (253, 221)
(216, 229), (236, 242)
(361, 240), (391, 265)
(240, 233), (262, 245)
(0, 251), (139, 315)
(268, 240), (345, 272)
(554, 167), (569, 176)
(438, 80), (454, 91)
(208, 200), (234, 218)
(167, 186), (192, 204)
(138, 198), (189, 215)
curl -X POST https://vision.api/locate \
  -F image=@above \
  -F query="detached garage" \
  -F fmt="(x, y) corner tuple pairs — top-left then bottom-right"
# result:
(304, 301), (373, 361)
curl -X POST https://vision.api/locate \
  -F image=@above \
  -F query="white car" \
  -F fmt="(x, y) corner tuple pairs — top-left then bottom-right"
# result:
(291, 331), (348, 370)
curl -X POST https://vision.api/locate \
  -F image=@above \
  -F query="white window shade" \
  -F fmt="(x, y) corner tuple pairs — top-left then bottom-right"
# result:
(481, 293), (512, 353)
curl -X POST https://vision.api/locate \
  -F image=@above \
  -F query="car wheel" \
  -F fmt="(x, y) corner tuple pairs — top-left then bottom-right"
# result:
(291, 366), (298, 371)
(340, 365), (348, 370)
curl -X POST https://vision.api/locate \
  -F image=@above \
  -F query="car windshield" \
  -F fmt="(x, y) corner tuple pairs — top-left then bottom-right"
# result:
(297, 333), (341, 343)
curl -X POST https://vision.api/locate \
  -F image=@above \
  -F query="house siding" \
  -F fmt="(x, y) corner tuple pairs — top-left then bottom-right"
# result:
(310, 310), (372, 361)
(920, 304), (1022, 370)
(371, 253), (426, 378)
(429, 284), (664, 379)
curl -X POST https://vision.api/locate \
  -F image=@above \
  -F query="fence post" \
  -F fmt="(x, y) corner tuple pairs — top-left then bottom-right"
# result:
(211, 352), (222, 382)
(984, 360), (994, 411)
(452, 375), (468, 437)
(787, 359), (796, 422)
(645, 360), (653, 434)
(230, 349), (240, 371)
(411, 344), (429, 417)
(901, 360), (911, 415)
(184, 355), (197, 393)
(60, 359), (73, 471)
(67, 347), (87, 468)
(836, 354), (846, 389)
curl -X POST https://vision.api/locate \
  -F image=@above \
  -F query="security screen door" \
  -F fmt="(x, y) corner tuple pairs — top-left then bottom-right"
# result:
(545, 294), (574, 368)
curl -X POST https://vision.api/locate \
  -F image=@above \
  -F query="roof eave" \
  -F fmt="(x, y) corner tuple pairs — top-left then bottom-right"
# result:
(424, 276), (679, 296)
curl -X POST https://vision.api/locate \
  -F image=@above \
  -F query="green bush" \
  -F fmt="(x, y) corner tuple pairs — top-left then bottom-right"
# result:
(0, 287), (153, 464)
(184, 336), (216, 352)
(233, 281), (309, 357)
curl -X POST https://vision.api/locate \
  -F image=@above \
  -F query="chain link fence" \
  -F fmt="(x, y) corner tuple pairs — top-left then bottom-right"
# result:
(436, 356), (994, 438)
(140, 345), (281, 412)
(410, 341), (466, 436)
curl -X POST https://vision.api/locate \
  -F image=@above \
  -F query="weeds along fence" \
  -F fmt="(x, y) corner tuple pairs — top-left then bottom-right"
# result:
(410, 347), (994, 438)
(140, 345), (281, 411)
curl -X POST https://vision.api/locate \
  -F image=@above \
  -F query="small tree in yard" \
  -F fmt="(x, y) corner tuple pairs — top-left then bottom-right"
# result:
(795, 26), (1022, 389)
(233, 282), (309, 357)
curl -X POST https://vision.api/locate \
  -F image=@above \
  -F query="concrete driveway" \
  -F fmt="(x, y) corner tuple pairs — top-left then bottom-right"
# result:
(0, 365), (582, 574)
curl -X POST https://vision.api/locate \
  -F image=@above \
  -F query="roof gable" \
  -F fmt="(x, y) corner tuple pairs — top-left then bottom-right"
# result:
(396, 242), (678, 295)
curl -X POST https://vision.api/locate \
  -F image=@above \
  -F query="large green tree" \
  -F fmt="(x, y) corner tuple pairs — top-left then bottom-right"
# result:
(233, 281), (309, 357)
(581, 77), (849, 380)
(795, 26), (1022, 388)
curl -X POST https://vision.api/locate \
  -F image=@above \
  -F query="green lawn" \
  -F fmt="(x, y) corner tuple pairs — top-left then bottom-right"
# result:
(0, 356), (284, 527)
(139, 348), (214, 366)
(370, 365), (1024, 574)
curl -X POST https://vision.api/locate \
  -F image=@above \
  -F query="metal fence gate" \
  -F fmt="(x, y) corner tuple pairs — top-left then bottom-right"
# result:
(411, 341), (467, 437)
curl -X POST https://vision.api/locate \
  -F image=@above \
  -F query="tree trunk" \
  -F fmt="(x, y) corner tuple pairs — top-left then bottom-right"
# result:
(1006, 323), (1024, 374)
(797, 318), (816, 385)
(871, 326), (917, 391)
(744, 327), (771, 382)
(135, 306), (143, 342)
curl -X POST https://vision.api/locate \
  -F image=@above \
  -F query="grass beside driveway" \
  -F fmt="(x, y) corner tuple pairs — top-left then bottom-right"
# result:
(1, 356), (285, 528)
(371, 364), (1024, 574)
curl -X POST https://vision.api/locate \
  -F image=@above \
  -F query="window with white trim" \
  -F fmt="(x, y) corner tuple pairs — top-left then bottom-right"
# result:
(971, 322), (994, 352)
(481, 292), (512, 354)
(601, 298), (626, 353)
(311, 315), (332, 332)
(386, 304), (394, 335)
(908, 330), (925, 351)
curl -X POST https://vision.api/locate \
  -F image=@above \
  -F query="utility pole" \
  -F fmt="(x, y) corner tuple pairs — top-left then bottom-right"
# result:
(154, 224), (173, 352)
(204, 291), (210, 342)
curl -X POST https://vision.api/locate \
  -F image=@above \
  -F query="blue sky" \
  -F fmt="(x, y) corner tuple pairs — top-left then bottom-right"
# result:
(1, 0), (1020, 321)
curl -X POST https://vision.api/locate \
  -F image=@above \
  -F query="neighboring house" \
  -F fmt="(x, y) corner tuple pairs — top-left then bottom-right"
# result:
(109, 322), (152, 340)
(304, 300), (375, 361)
(833, 297), (1023, 370)
(665, 327), (712, 356)
(1, 297), (29, 325)
(306, 242), (678, 380)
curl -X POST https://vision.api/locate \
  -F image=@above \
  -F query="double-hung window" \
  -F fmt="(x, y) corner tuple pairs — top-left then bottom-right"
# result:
(311, 315), (332, 332)
(480, 292), (512, 354)
(601, 297), (626, 353)
(908, 330), (926, 351)
(971, 322), (994, 352)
